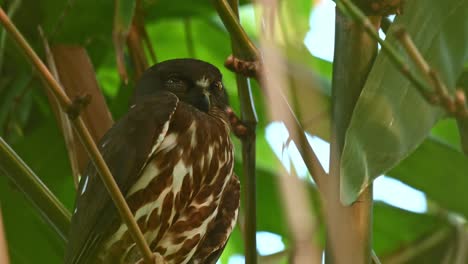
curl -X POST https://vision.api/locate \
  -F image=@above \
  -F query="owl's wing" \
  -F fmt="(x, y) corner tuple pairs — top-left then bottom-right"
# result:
(64, 92), (179, 264)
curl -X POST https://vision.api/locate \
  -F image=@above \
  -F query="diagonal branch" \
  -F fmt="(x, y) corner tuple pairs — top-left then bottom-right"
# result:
(0, 7), (155, 264)
(394, 27), (468, 119)
(214, 0), (327, 190)
(336, 0), (434, 102)
(215, 0), (259, 263)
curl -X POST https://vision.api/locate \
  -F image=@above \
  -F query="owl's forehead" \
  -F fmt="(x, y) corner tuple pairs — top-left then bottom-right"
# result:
(158, 59), (222, 81)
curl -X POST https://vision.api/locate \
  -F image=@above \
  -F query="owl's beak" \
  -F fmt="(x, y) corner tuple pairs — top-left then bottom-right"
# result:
(199, 87), (211, 111)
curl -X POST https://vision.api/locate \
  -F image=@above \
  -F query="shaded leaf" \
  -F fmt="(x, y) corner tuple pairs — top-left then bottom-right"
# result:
(340, 0), (468, 204)
(373, 202), (449, 255)
(1, 122), (74, 263)
(388, 138), (468, 219)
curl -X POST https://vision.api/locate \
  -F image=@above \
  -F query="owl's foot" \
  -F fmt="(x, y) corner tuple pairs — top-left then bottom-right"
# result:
(224, 55), (262, 80)
(226, 107), (255, 139)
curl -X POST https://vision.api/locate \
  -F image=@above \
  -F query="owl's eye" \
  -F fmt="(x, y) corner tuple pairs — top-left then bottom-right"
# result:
(212, 81), (223, 91)
(165, 77), (187, 93)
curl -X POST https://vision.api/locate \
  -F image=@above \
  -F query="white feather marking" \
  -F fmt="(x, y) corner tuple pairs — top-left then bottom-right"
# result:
(134, 188), (170, 222)
(143, 188), (178, 244)
(80, 176), (89, 195)
(104, 223), (128, 250)
(159, 133), (178, 152)
(149, 120), (171, 158)
(195, 76), (210, 88)
(130, 104), (136, 109)
(188, 122), (197, 148)
(172, 160), (190, 194)
(127, 162), (160, 197)
(159, 196), (218, 264)
(73, 208), (78, 214)
(207, 145), (214, 161)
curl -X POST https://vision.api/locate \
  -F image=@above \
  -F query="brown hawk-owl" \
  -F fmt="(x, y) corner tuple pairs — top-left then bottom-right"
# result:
(64, 59), (240, 264)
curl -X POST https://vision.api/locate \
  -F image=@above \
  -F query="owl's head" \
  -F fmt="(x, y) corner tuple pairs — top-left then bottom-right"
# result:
(134, 58), (229, 112)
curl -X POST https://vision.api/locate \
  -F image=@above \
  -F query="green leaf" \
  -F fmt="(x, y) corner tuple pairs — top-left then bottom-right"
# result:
(1, 121), (74, 263)
(373, 202), (449, 255)
(340, 0), (468, 204)
(388, 138), (468, 219)
(0, 178), (65, 264)
(431, 118), (460, 150)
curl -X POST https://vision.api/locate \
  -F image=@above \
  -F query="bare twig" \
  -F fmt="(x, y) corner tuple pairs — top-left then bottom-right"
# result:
(215, 1), (327, 190)
(218, 0), (259, 262)
(135, 0), (157, 64)
(0, 7), (154, 264)
(336, 0), (434, 102)
(38, 27), (82, 188)
(257, 1), (322, 262)
(212, 0), (258, 60)
(127, 21), (149, 80)
(394, 27), (468, 118)
(277, 162), (322, 263)
(0, 208), (9, 264)
(382, 228), (452, 263)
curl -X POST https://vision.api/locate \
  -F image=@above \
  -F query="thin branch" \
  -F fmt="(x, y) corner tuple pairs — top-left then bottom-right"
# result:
(336, 0), (434, 102)
(135, 0), (157, 64)
(382, 228), (452, 263)
(0, 208), (9, 264)
(212, 0), (258, 60)
(0, 137), (71, 242)
(394, 27), (468, 117)
(216, 9), (328, 189)
(277, 162), (322, 263)
(127, 21), (149, 80)
(219, 0), (258, 263)
(38, 27), (81, 188)
(256, 1), (323, 262)
(340, 0), (468, 156)
(0, 7), (155, 264)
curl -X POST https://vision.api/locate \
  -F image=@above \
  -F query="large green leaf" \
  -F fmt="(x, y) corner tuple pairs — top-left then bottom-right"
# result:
(340, 0), (468, 204)
(388, 138), (468, 219)
(0, 122), (74, 263)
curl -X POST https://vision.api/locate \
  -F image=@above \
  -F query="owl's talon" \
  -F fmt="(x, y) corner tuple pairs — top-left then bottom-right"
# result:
(226, 107), (253, 139)
(224, 55), (262, 80)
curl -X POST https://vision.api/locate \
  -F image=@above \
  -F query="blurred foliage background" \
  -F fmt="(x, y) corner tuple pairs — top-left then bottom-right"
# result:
(0, 0), (467, 263)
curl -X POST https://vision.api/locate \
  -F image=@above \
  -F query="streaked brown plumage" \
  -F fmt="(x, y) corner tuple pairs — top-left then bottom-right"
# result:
(65, 59), (240, 264)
